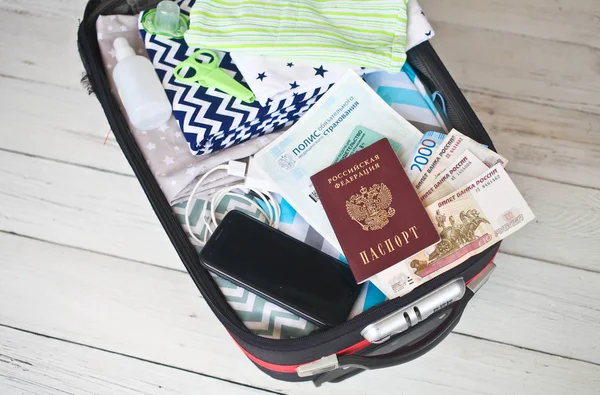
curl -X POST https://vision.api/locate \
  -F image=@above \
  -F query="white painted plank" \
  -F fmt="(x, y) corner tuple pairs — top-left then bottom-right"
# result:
(1, 149), (597, 272)
(0, 231), (599, 392)
(0, 76), (133, 176)
(0, 9), (83, 90)
(0, 326), (271, 395)
(420, 0), (600, 47)
(503, 173), (600, 272)
(498, 130), (600, 190)
(465, 90), (600, 189)
(0, 0), (86, 19)
(0, 150), (181, 269)
(429, 22), (600, 115)
(464, 90), (600, 147)
(457, 253), (600, 363)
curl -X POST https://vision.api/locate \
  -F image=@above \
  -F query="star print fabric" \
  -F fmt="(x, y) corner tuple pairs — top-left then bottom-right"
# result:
(406, 0), (435, 49)
(230, 53), (375, 106)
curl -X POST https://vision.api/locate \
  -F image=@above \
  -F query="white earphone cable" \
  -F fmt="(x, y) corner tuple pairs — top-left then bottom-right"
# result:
(184, 161), (280, 246)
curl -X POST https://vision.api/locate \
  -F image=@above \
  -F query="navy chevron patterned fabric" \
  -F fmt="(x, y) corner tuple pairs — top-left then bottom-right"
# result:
(138, 0), (328, 155)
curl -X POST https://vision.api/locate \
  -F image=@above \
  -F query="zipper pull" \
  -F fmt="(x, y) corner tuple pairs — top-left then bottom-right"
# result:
(296, 354), (339, 377)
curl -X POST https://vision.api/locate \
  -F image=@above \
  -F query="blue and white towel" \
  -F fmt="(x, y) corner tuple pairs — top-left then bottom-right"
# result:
(139, 0), (328, 156)
(364, 63), (449, 134)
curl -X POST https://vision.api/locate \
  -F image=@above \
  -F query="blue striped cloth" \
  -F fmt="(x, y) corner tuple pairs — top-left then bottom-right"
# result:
(364, 63), (449, 134)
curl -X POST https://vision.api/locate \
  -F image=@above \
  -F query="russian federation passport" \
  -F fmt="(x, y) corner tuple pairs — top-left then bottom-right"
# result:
(311, 139), (440, 283)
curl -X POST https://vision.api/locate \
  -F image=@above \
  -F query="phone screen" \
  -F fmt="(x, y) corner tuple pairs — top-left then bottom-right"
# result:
(200, 211), (360, 327)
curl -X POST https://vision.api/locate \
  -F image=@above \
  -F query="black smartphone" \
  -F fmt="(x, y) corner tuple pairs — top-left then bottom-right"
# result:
(199, 210), (360, 327)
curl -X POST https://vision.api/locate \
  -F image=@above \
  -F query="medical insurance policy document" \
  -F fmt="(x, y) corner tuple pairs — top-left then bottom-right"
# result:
(253, 71), (423, 250)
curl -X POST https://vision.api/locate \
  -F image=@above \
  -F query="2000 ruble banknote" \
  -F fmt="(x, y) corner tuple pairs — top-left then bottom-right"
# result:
(413, 129), (508, 192)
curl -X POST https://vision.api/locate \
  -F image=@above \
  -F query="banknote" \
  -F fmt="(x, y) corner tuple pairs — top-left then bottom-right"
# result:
(418, 150), (488, 206)
(373, 164), (534, 299)
(413, 129), (508, 192)
(404, 131), (447, 182)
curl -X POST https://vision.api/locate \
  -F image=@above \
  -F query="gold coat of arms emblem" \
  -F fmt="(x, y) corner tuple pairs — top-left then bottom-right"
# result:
(346, 183), (396, 231)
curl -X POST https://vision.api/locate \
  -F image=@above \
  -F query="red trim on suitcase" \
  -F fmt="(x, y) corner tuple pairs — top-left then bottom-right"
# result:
(466, 256), (497, 285)
(233, 338), (371, 373)
(233, 256), (498, 374)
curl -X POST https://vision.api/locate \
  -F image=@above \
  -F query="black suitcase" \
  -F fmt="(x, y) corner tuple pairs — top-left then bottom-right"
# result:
(78, 0), (500, 385)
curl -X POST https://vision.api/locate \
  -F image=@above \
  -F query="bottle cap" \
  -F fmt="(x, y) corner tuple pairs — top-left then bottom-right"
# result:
(114, 37), (135, 62)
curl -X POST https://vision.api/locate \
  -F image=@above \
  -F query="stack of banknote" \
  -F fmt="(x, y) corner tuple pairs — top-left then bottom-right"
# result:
(371, 129), (534, 299)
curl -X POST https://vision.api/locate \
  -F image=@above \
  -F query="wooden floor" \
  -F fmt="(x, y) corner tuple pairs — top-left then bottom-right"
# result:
(1, 0), (599, 393)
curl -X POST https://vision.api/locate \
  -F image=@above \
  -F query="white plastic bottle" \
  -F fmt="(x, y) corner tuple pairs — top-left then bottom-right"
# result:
(112, 37), (172, 131)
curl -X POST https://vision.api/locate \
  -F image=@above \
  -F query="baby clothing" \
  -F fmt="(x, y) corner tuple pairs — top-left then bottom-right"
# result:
(184, 0), (409, 72)
(230, 54), (374, 106)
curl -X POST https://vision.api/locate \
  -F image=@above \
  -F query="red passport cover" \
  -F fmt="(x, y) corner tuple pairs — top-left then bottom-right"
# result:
(311, 139), (440, 283)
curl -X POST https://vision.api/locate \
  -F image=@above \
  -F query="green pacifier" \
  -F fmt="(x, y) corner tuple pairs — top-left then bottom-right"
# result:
(142, 0), (189, 39)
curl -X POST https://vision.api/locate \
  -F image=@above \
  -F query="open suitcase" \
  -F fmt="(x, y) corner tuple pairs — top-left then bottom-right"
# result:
(78, 0), (501, 385)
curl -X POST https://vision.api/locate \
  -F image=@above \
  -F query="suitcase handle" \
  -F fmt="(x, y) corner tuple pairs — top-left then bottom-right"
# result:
(339, 290), (469, 370)
(312, 263), (495, 385)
